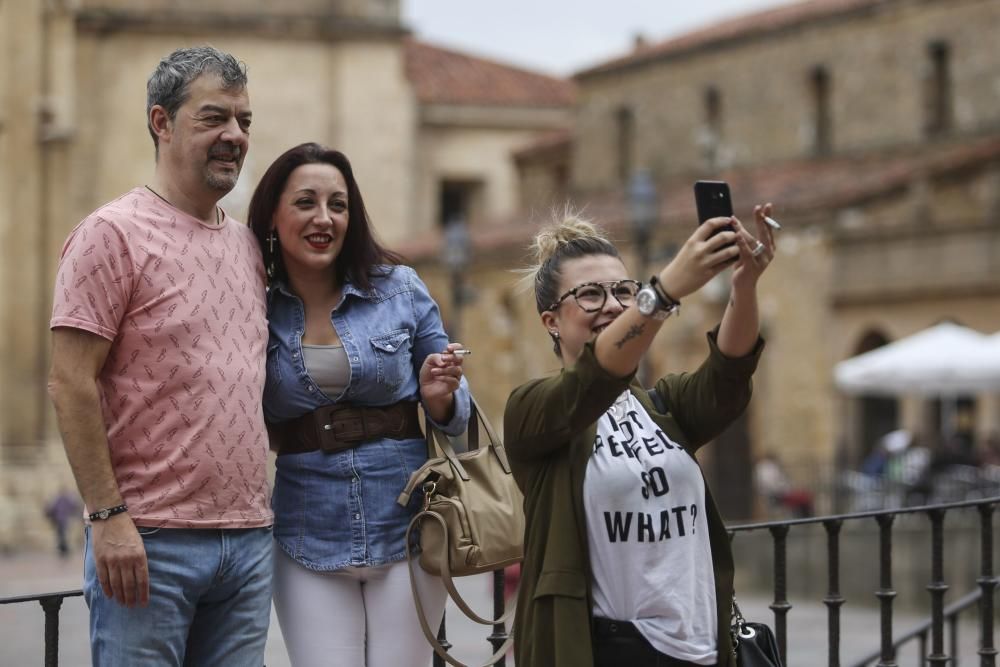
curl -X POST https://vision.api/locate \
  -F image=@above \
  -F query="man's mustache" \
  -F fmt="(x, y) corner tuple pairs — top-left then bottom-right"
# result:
(208, 144), (241, 160)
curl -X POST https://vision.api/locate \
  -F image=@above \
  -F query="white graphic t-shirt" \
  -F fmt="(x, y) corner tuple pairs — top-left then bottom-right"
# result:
(583, 390), (718, 665)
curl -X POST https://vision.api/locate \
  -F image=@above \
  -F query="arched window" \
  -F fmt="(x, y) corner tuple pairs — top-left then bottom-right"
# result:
(854, 330), (899, 464)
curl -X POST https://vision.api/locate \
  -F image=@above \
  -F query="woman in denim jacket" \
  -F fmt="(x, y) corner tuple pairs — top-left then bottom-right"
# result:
(248, 143), (470, 667)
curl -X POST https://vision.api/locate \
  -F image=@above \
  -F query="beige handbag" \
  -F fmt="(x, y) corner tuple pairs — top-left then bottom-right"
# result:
(397, 396), (523, 667)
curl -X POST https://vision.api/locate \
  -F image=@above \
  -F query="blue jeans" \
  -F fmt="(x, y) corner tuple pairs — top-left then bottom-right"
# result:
(84, 526), (273, 667)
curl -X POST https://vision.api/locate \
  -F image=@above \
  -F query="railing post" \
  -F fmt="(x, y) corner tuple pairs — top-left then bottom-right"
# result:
(434, 613), (451, 667)
(978, 502), (997, 667)
(769, 524), (791, 665)
(39, 595), (63, 667)
(824, 519), (844, 667)
(488, 568), (508, 666)
(875, 513), (897, 667)
(949, 614), (959, 666)
(926, 508), (949, 666)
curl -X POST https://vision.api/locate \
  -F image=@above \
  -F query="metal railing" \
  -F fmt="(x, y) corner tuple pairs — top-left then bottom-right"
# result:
(433, 569), (510, 667)
(729, 496), (998, 667)
(0, 590), (82, 667)
(2, 497), (996, 666)
(850, 589), (982, 667)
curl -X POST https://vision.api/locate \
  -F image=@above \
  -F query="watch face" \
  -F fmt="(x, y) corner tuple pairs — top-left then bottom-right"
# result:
(636, 288), (657, 316)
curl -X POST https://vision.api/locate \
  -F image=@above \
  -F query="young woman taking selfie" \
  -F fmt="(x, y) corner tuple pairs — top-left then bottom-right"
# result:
(505, 203), (776, 667)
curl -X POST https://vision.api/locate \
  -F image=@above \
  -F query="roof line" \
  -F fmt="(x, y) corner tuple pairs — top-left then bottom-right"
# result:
(574, 0), (898, 79)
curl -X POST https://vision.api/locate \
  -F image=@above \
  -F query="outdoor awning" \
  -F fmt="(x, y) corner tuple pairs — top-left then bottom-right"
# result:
(833, 322), (1000, 396)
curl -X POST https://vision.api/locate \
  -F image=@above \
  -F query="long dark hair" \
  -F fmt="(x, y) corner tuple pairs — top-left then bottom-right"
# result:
(247, 142), (402, 290)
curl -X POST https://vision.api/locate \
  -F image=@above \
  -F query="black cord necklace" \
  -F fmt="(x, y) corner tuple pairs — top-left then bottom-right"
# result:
(145, 185), (221, 225)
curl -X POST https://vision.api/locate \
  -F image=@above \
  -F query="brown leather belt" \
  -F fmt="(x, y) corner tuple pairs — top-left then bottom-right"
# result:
(270, 402), (423, 456)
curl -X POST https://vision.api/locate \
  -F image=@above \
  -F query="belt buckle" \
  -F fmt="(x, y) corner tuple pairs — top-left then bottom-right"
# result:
(318, 409), (364, 452)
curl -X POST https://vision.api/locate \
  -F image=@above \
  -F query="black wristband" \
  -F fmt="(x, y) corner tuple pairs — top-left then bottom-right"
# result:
(88, 503), (128, 521)
(649, 275), (680, 308)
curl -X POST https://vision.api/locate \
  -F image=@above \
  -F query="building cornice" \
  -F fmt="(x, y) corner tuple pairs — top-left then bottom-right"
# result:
(574, 0), (942, 81)
(419, 104), (570, 131)
(75, 9), (407, 41)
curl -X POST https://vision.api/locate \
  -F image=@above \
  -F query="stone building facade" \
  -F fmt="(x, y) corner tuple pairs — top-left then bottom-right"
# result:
(0, 0), (572, 549)
(2, 0), (998, 550)
(405, 0), (1000, 519)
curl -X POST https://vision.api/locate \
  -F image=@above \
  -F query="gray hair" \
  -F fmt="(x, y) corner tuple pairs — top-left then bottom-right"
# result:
(146, 46), (248, 151)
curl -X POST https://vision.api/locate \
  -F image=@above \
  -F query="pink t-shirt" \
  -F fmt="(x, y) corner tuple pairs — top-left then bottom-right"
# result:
(51, 187), (272, 528)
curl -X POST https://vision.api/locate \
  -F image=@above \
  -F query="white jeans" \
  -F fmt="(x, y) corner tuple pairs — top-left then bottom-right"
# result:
(273, 546), (447, 667)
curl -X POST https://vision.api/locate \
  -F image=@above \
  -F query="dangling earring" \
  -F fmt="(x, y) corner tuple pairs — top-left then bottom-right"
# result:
(266, 231), (277, 279)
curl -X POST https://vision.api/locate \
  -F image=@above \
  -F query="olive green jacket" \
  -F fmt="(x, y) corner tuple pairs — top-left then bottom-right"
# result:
(504, 328), (764, 667)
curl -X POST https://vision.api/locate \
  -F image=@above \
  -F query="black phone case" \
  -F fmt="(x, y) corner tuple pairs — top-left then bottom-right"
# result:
(694, 181), (734, 223)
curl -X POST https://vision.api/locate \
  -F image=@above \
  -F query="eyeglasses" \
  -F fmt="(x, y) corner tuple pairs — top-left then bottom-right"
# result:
(546, 279), (641, 313)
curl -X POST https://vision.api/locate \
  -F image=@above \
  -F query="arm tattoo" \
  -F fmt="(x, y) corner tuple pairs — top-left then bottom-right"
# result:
(614, 323), (646, 349)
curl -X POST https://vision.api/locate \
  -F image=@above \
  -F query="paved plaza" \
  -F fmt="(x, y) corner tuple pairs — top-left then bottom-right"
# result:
(0, 549), (991, 666)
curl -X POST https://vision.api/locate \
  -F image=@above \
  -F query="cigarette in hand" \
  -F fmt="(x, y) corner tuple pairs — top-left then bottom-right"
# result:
(764, 216), (782, 230)
(451, 348), (472, 357)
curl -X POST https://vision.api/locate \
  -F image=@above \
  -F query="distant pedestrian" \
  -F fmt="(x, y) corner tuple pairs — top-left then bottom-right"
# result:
(981, 431), (1000, 468)
(44, 488), (82, 558)
(754, 452), (814, 518)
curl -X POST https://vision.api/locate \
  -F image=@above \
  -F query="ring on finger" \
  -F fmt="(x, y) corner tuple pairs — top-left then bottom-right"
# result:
(751, 241), (766, 257)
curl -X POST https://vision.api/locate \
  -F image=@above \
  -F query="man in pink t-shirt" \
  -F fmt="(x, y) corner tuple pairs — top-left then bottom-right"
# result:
(48, 46), (273, 666)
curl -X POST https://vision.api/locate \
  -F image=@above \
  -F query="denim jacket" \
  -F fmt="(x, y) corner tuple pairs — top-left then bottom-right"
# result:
(265, 265), (470, 570)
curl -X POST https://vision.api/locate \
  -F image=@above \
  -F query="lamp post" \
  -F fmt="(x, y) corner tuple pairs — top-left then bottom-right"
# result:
(443, 216), (470, 344)
(629, 168), (657, 280)
(629, 169), (658, 383)
(437, 215), (474, 665)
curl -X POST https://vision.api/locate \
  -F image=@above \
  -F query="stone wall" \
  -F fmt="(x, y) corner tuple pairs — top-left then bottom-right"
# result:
(78, 0), (400, 24)
(0, 1), (419, 549)
(1, 0), (48, 454)
(0, 0), (570, 550)
(414, 111), (569, 235)
(571, 0), (1000, 189)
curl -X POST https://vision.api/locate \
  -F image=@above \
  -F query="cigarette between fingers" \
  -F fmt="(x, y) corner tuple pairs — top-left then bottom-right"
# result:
(452, 348), (472, 357)
(764, 216), (782, 230)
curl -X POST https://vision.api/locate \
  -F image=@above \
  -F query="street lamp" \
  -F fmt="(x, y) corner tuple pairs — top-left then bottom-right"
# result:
(629, 168), (657, 281)
(629, 169), (658, 383)
(443, 215), (470, 343)
(437, 214), (474, 654)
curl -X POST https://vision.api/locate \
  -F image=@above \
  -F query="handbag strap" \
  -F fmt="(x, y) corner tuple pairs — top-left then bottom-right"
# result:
(426, 397), (512, 478)
(430, 428), (471, 481)
(396, 397), (511, 507)
(730, 592), (759, 642)
(405, 511), (516, 667)
(470, 395), (512, 473)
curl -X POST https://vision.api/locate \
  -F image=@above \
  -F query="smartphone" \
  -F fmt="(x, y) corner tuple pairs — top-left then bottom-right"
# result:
(694, 180), (735, 251)
(694, 180), (734, 224)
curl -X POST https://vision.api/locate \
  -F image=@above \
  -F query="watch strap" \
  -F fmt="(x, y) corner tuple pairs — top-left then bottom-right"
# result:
(649, 275), (680, 308)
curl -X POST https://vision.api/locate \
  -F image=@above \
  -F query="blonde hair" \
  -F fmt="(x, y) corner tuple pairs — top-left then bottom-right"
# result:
(519, 207), (621, 354)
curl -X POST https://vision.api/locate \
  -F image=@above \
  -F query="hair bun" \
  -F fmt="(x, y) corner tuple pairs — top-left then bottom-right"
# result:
(530, 207), (609, 266)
